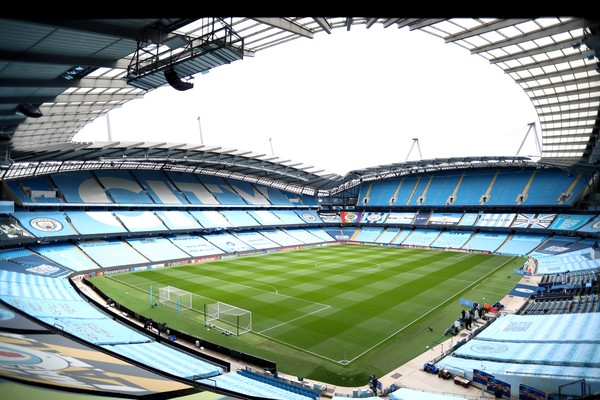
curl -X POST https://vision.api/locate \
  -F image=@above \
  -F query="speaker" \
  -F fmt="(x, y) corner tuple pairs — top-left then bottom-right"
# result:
(164, 67), (194, 91)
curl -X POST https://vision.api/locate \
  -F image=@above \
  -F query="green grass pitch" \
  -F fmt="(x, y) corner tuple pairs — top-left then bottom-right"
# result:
(88, 244), (524, 387)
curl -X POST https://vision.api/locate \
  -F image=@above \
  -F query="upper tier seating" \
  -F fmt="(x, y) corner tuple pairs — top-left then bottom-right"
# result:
(94, 169), (154, 204)
(164, 171), (219, 205)
(51, 171), (111, 203)
(357, 167), (588, 208)
(131, 170), (190, 204)
(200, 175), (249, 205)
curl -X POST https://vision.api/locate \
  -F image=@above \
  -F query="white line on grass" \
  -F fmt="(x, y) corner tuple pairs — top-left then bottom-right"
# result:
(257, 304), (331, 335)
(122, 270), (284, 296)
(474, 281), (516, 290)
(195, 275), (330, 308)
(110, 251), (519, 365)
(340, 255), (519, 364)
(253, 330), (343, 364)
(111, 269), (332, 318)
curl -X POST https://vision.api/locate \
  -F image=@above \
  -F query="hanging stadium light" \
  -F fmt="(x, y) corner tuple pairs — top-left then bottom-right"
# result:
(164, 67), (194, 91)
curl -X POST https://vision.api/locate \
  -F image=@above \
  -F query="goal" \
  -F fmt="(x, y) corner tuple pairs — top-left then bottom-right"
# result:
(158, 286), (192, 314)
(204, 301), (252, 336)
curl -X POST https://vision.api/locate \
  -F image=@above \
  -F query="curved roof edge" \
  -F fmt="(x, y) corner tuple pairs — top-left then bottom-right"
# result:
(2, 145), (591, 197)
(0, 17), (598, 175)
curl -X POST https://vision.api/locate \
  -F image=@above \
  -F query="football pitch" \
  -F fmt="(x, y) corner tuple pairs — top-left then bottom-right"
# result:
(88, 244), (524, 386)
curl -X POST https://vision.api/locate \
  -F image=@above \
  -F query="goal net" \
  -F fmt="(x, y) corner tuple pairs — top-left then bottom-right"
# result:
(158, 286), (192, 314)
(204, 301), (252, 336)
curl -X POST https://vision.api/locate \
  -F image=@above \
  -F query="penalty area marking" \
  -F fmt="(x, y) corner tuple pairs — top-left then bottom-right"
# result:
(257, 303), (331, 335)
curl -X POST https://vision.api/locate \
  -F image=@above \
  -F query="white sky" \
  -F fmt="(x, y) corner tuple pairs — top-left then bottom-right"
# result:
(74, 24), (540, 176)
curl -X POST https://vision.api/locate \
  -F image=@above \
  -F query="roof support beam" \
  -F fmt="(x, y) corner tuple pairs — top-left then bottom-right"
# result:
(530, 86), (600, 101)
(249, 18), (314, 39)
(537, 105), (599, 116)
(542, 133), (596, 140)
(469, 19), (588, 54)
(504, 53), (589, 73)
(0, 93), (140, 105)
(365, 18), (379, 29)
(542, 147), (587, 154)
(491, 37), (585, 64)
(512, 64), (597, 83)
(534, 95), (600, 109)
(408, 19), (446, 30)
(0, 96), (58, 104)
(396, 19), (422, 29)
(41, 103), (117, 115)
(540, 123), (598, 131)
(0, 77), (130, 89)
(383, 18), (401, 28)
(15, 118), (91, 130)
(313, 18), (332, 34)
(445, 19), (531, 43)
(522, 76), (600, 92)
(18, 19), (191, 44)
(56, 93), (143, 103)
(540, 117), (598, 127)
(0, 50), (127, 69)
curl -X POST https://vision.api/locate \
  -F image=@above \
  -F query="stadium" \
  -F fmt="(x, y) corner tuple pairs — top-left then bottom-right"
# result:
(0, 17), (599, 400)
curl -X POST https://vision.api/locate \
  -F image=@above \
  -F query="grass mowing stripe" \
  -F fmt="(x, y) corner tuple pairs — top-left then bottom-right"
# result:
(113, 266), (336, 336)
(88, 244), (524, 386)
(342, 252), (517, 364)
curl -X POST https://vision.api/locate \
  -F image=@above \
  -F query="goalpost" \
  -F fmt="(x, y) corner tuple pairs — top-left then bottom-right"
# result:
(204, 301), (252, 336)
(158, 286), (192, 314)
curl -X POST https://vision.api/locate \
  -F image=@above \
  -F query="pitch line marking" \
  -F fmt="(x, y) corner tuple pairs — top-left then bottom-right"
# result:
(340, 256), (520, 365)
(257, 304), (331, 335)
(191, 274), (331, 307)
(108, 252), (521, 365)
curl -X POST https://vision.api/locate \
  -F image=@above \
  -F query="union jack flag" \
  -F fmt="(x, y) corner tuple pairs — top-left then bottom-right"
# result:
(511, 213), (555, 229)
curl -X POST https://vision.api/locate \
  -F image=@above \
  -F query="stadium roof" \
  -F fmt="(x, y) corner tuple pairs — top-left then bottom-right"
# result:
(0, 17), (599, 195)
